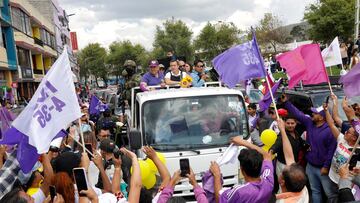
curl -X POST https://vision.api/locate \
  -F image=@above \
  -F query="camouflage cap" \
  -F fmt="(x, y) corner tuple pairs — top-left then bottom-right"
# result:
(123, 60), (136, 67)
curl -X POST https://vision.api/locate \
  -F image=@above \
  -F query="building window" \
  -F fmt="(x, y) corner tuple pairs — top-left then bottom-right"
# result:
(11, 7), (32, 36)
(17, 47), (30, 67)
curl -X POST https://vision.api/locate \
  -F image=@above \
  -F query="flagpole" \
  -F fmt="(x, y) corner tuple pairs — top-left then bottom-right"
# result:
(265, 76), (280, 119)
(319, 45), (334, 95)
(251, 27), (280, 120)
(78, 119), (86, 152)
(68, 133), (94, 157)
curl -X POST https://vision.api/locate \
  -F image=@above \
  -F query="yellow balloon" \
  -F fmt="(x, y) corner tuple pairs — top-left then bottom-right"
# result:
(260, 129), (277, 147)
(146, 158), (158, 173)
(156, 152), (166, 164)
(130, 160), (151, 181)
(262, 145), (276, 160)
(143, 174), (156, 189)
(262, 145), (270, 152)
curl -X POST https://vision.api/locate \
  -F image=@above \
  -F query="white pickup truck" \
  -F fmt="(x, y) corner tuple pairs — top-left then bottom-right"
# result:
(128, 85), (250, 200)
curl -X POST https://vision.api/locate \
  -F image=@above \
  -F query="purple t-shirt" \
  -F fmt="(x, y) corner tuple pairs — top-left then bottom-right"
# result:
(141, 72), (164, 86)
(219, 160), (274, 203)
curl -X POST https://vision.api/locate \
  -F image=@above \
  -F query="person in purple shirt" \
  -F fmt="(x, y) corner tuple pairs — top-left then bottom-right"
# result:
(281, 94), (338, 203)
(209, 136), (274, 203)
(140, 60), (165, 91)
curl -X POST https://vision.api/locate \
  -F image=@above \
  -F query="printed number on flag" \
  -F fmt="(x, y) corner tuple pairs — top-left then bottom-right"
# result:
(32, 80), (66, 128)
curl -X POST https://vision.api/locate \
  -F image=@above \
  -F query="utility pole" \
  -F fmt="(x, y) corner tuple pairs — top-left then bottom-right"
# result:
(355, 0), (360, 41)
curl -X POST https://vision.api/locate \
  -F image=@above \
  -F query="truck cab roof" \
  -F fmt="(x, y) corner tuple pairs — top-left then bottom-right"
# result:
(135, 87), (244, 104)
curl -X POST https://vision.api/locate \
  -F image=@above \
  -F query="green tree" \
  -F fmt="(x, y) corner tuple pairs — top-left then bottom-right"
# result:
(304, 0), (355, 43)
(290, 25), (306, 41)
(106, 40), (148, 82)
(255, 13), (288, 53)
(194, 22), (241, 61)
(78, 43), (108, 87)
(153, 19), (193, 60)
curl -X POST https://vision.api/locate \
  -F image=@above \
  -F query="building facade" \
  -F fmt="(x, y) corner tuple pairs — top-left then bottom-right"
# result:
(0, 0), (17, 98)
(10, 0), (57, 99)
(28, 0), (79, 82)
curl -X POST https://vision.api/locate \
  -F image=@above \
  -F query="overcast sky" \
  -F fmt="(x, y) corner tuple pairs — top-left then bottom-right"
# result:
(58, 0), (316, 50)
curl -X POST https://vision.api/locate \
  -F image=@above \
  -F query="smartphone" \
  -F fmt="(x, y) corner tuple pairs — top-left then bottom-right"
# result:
(73, 167), (89, 195)
(49, 185), (56, 202)
(180, 158), (190, 177)
(85, 143), (93, 159)
(325, 96), (330, 104)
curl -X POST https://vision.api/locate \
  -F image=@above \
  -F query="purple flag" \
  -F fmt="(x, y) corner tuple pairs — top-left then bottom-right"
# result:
(258, 79), (283, 112)
(89, 95), (101, 115)
(339, 63), (360, 98)
(0, 107), (16, 134)
(212, 34), (266, 88)
(0, 129), (67, 172)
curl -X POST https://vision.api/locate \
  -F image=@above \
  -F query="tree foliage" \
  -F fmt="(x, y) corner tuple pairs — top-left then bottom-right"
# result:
(106, 40), (148, 78)
(194, 22), (241, 61)
(78, 43), (108, 86)
(304, 0), (355, 43)
(255, 13), (288, 53)
(290, 25), (306, 41)
(153, 19), (193, 60)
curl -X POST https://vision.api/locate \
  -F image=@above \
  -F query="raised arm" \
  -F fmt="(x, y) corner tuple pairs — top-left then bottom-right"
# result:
(209, 161), (222, 203)
(342, 97), (357, 122)
(280, 95), (312, 127)
(111, 155), (122, 193)
(230, 136), (272, 161)
(92, 152), (112, 193)
(331, 94), (343, 127)
(324, 103), (341, 140)
(143, 146), (171, 188)
(120, 148), (141, 203)
(39, 152), (55, 196)
(277, 119), (295, 165)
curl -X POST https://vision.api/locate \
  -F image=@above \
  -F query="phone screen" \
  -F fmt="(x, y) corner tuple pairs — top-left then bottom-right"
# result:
(49, 185), (56, 202)
(85, 143), (93, 159)
(180, 158), (190, 177)
(73, 168), (88, 193)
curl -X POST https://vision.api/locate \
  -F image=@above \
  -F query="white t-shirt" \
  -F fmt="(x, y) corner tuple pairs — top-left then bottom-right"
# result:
(329, 133), (351, 184)
(269, 120), (280, 135)
(74, 184), (102, 203)
(248, 114), (256, 128)
(98, 193), (128, 203)
(32, 189), (46, 203)
(164, 71), (187, 80)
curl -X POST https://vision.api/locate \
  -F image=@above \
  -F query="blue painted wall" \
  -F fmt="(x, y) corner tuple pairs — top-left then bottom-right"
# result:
(1, 0), (17, 70)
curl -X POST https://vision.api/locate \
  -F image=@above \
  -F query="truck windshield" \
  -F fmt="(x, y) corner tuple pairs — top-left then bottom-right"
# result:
(142, 95), (248, 151)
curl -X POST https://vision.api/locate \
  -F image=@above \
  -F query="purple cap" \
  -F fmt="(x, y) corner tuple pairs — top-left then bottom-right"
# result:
(310, 106), (325, 117)
(149, 60), (159, 68)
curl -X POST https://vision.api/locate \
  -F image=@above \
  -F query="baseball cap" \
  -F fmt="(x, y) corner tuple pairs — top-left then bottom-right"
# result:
(310, 106), (325, 117)
(277, 108), (288, 117)
(149, 60), (159, 68)
(99, 138), (116, 153)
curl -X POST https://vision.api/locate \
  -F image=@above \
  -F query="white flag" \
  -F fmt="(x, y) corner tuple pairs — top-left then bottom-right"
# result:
(12, 46), (81, 153)
(321, 37), (342, 67)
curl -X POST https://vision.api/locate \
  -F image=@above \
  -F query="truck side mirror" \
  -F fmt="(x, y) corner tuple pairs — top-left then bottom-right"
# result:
(129, 130), (142, 150)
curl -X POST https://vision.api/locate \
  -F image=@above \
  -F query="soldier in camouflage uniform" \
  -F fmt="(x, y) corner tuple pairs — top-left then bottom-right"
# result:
(120, 60), (141, 104)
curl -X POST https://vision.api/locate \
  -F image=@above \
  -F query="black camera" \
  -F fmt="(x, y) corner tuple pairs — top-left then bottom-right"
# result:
(113, 147), (123, 159)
